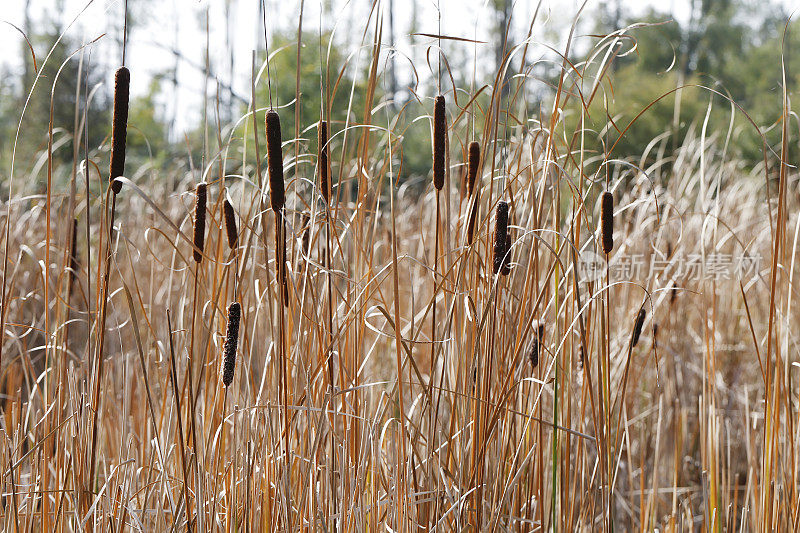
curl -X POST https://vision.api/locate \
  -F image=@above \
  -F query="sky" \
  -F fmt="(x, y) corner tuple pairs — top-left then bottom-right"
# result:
(0, 0), (793, 135)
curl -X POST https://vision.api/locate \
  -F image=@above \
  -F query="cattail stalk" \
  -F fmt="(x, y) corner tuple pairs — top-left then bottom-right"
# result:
(433, 95), (446, 190)
(493, 201), (509, 275)
(193, 183), (207, 263)
(601, 191), (614, 255)
(223, 198), (238, 250)
(109, 67), (130, 194)
(222, 302), (241, 387)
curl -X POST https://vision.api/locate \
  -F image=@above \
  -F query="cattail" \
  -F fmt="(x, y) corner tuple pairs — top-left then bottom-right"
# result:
(530, 323), (544, 368)
(652, 323), (659, 348)
(500, 234), (512, 276)
(193, 182), (207, 263)
(222, 302), (241, 387)
(432, 95), (446, 190)
(301, 212), (311, 257)
(109, 66), (130, 194)
(318, 120), (330, 203)
(493, 201), (509, 275)
(630, 307), (646, 348)
(223, 198), (238, 250)
(68, 218), (79, 296)
(466, 201), (478, 245)
(467, 141), (480, 196)
(601, 191), (613, 254)
(266, 109), (285, 212)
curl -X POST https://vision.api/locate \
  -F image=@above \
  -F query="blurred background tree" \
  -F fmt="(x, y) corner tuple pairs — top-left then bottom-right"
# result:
(0, 0), (797, 188)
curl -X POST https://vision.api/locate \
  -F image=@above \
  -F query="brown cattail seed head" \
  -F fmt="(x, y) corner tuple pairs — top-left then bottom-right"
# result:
(68, 218), (79, 296)
(109, 66), (130, 194)
(223, 198), (238, 250)
(631, 307), (646, 347)
(466, 201), (479, 245)
(467, 141), (480, 196)
(493, 201), (509, 275)
(529, 324), (544, 368)
(222, 302), (241, 387)
(500, 234), (512, 276)
(266, 110), (285, 211)
(69, 218), (79, 273)
(601, 191), (614, 254)
(432, 95), (446, 190)
(318, 120), (330, 203)
(193, 182), (207, 263)
(301, 212), (311, 257)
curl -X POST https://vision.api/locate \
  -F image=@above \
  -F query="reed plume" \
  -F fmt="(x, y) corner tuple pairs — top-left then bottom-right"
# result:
(467, 141), (480, 196)
(319, 120), (330, 203)
(601, 191), (613, 254)
(222, 302), (241, 387)
(433, 95), (446, 190)
(193, 182), (207, 263)
(266, 109), (285, 212)
(223, 198), (238, 250)
(109, 66), (130, 194)
(493, 201), (509, 275)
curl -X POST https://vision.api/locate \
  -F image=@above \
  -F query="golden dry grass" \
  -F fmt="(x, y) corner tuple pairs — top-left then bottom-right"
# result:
(0, 2), (797, 531)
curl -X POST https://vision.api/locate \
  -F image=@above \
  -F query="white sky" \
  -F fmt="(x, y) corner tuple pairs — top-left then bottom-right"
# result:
(0, 0), (792, 135)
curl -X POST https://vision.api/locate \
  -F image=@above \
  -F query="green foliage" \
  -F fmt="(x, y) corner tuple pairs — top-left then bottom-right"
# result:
(584, 1), (800, 166)
(126, 77), (170, 166)
(5, 26), (109, 185)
